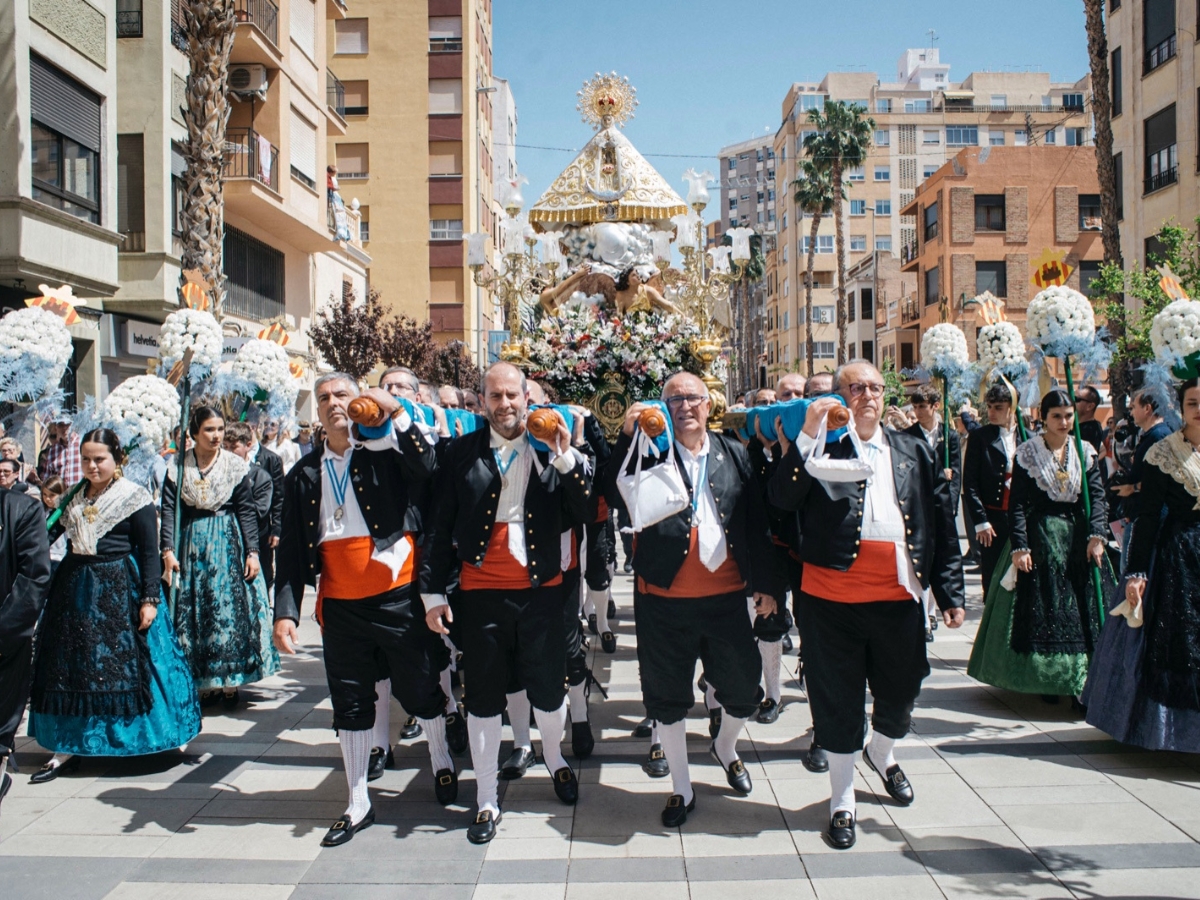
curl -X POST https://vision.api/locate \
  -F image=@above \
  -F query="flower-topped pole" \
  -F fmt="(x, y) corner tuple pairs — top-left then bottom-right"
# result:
(969, 292), (1032, 441)
(920, 323), (969, 472)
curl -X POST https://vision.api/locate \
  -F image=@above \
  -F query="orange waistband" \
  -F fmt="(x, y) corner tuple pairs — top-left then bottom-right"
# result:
(802, 540), (911, 603)
(460, 522), (563, 591)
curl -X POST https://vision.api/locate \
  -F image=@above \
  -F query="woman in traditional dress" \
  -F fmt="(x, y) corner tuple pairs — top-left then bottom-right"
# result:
(1083, 378), (1200, 749)
(161, 407), (278, 707)
(25, 430), (200, 781)
(968, 389), (1116, 701)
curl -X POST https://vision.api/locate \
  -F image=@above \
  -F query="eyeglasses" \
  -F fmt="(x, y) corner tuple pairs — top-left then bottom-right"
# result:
(847, 382), (886, 398)
(664, 394), (708, 409)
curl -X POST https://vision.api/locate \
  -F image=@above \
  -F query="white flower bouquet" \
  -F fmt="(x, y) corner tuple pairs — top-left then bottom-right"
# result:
(0, 306), (74, 401)
(1150, 298), (1200, 378)
(920, 323), (969, 379)
(102, 375), (181, 453)
(219, 339), (300, 419)
(158, 308), (222, 376)
(976, 320), (1029, 379)
(1025, 285), (1096, 358)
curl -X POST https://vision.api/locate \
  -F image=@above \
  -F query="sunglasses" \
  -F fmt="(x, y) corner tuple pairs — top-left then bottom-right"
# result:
(847, 382), (886, 398)
(665, 394), (708, 409)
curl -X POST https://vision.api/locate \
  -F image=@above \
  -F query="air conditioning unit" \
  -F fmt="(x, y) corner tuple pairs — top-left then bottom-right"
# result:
(229, 64), (268, 95)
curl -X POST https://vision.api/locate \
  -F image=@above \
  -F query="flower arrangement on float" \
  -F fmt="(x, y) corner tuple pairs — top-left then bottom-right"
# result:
(977, 321), (1028, 378)
(918, 322), (969, 469)
(208, 338), (299, 421)
(1025, 285), (1102, 360)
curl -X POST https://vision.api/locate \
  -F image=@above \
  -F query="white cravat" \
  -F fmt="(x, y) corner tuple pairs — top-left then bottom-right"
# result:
(318, 442), (409, 580)
(490, 429), (535, 566)
(675, 436), (727, 572)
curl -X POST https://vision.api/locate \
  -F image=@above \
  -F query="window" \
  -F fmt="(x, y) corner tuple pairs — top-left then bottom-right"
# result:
(427, 14), (464, 52)
(781, 243), (787, 263)
(875, 166), (890, 181)
(989, 131), (1006, 146)
(29, 55), (101, 224)
(923, 201), (939, 240)
(819, 235), (833, 254)
(290, 0), (316, 61)
(904, 99), (932, 113)
(875, 199), (891, 215)
(727, 157), (736, 170)
(782, 310), (789, 328)
(862, 340), (874, 361)
(875, 235), (893, 251)
(290, 109), (317, 188)
(975, 194), (1006, 231)
(847, 166), (865, 182)
(849, 296), (856, 323)
(429, 79), (463, 115)
(358, 206), (369, 242)
(781, 213), (787, 231)
(990, 94), (1007, 108)
(1062, 93), (1085, 110)
(224, 225), (284, 321)
(336, 143), (368, 179)
(1144, 103), (1178, 193)
(1044, 128), (1057, 144)
(117, 134), (144, 245)
(800, 94), (826, 110)
(924, 266), (940, 306)
(875, 129), (890, 146)
(767, 189), (776, 202)
(342, 80), (368, 116)
(756, 149), (764, 162)
(923, 165), (939, 179)
(117, 0), (142, 38)
(1066, 127), (1087, 146)
(813, 307), (835, 324)
(334, 18), (368, 54)
(1111, 0), (1120, 8)
(861, 289), (874, 319)
(430, 219), (463, 240)
(1143, 0), (1176, 74)
(946, 125), (978, 147)
(1112, 47), (1122, 116)
(1114, 151), (1124, 219)
(975, 261), (1007, 297)
(876, 99), (892, 113)
(1079, 260), (1102, 295)
(1079, 193), (1102, 230)
(922, 129), (940, 145)
(170, 141), (186, 237)
(815, 341), (835, 359)
(850, 199), (866, 216)
(429, 141), (462, 175)
(850, 234), (867, 252)
(1015, 130), (1028, 146)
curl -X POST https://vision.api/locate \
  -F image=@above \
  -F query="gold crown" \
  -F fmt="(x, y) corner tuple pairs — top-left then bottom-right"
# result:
(577, 72), (638, 129)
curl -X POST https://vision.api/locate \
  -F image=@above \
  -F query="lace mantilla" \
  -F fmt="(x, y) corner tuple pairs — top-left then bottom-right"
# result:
(1145, 431), (1200, 511)
(1015, 436), (1096, 503)
(167, 448), (249, 510)
(62, 478), (153, 556)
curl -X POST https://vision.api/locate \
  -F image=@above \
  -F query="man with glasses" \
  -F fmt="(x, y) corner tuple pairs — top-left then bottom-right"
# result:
(611, 372), (782, 828)
(768, 360), (965, 850)
(0, 460), (36, 498)
(1075, 384), (1105, 451)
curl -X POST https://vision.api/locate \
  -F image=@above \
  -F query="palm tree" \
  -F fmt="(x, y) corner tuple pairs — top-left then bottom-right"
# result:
(803, 100), (874, 365)
(180, 0), (236, 316)
(793, 160), (839, 375)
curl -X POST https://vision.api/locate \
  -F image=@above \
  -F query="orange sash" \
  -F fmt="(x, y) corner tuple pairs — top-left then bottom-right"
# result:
(638, 528), (745, 598)
(459, 522), (563, 592)
(316, 535), (415, 626)
(802, 540), (911, 603)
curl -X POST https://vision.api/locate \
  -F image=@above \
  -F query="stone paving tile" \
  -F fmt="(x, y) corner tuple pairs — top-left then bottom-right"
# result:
(992, 801), (1193, 848)
(103, 884), (296, 900)
(126, 858), (307, 884)
(932, 871), (1075, 899)
(799, 848), (928, 879)
(302, 855), (484, 884)
(292, 886), (473, 900)
(477, 859), (569, 883)
(1032, 841), (1200, 871)
(564, 883), (689, 900)
(471, 885), (567, 900)
(683, 853), (808, 881)
(0, 856), (143, 900)
(810, 874), (944, 900)
(566, 857), (686, 882)
(1056, 867), (1200, 899)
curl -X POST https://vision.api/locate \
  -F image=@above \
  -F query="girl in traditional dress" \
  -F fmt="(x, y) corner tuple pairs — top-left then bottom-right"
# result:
(161, 407), (278, 707)
(968, 389), (1116, 701)
(25, 430), (200, 782)
(1083, 378), (1200, 750)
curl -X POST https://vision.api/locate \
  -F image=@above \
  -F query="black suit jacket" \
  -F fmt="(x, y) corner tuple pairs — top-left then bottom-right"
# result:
(608, 432), (783, 599)
(419, 428), (593, 596)
(274, 420), (438, 622)
(963, 424), (1015, 528)
(256, 445), (285, 540)
(0, 489), (52, 658)
(904, 421), (962, 502)
(747, 438), (801, 554)
(767, 428), (965, 611)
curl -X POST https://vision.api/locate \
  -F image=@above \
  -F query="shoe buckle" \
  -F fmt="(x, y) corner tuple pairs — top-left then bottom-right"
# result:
(891, 771), (904, 785)
(331, 820), (346, 831)
(557, 769), (572, 783)
(474, 811), (491, 824)
(832, 813), (851, 828)
(439, 774), (453, 786)
(731, 760), (745, 775)
(650, 749), (664, 761)
(666, 795), (681, 808)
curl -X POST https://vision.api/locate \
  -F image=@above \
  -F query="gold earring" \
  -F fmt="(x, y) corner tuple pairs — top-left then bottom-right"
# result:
(113, 465), (124, 480)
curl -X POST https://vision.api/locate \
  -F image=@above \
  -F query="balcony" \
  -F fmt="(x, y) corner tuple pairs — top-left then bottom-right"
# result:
(1144, 33), (1176, 75)
(234, 0), (279, 47)
(327, 70), (346, 117)
(900, 297), (922, 325)
(224, 127), (278, 192)
(937, 104), (1053, 114)
(170, 0), (187, 51)
(900, 239), (919, 267)
(1144, 167), (1178, 195)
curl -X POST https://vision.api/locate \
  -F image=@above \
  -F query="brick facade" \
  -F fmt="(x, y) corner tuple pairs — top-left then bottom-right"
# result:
(1055, 186), (1080, 244)
(1006, 254), (1030, 309)
(951, 253), (976, 304)
(1005, 187), (1029, 244)
(950, 187), (975, 244)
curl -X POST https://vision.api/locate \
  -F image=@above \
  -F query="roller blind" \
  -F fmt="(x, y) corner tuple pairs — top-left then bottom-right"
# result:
(290, 0), (315, 59)
(429, 16), (463, 39)
(334, 18), (368, 54)
(290, 108), (317, 182)
(429, 79), (463, 114)
(30, 53), (102, 152)
(335, 143), (368, 177)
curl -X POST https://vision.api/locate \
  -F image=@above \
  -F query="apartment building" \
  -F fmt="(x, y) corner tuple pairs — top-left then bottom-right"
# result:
(767, 47), (1091, 380)
(898, 145), (1104, 366)
(326, 0), (497, 360)
(0, 0), (121, 406)
(1106, 0), (1197, 276)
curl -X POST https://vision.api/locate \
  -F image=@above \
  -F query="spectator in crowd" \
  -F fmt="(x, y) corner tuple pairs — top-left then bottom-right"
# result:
(1, 438), (37, 487)
(463, 390), (481, 413)
(438, 385), (464, 410)
(295, 422), (315, 457)
(805, 373), (834, 397)
(1076, 384), (1105, 451)
(37, 418), (80, 485)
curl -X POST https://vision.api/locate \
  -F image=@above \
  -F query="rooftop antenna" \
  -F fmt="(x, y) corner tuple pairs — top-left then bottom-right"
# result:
(927, 28), (938, 45)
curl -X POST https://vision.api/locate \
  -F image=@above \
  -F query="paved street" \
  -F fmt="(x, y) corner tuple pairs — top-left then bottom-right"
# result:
(4, 570), (1200, 900)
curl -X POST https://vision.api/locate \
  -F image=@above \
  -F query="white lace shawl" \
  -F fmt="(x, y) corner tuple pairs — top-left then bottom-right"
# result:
(166, 448), (249, 511)
(62, 477), (154, 556)
(1145, 431), (1200, 511)
(1015, 436), (1096, 504)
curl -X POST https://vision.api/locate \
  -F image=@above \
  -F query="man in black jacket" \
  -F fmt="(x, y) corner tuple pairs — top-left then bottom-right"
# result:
(768, 360), (965, 850)
(611, 372), (782, 829)
(250, 431), (284, 590)
(962, 383), (1020, 596)
(272, 373), (451, 848)
(420, 362), (592, 844)
(0, 485), (52, 809)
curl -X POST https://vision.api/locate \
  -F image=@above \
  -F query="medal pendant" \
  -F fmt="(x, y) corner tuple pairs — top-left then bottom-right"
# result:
(83, 505), (98, 524)
(1055, 470), (1070, 486)
(334, 506), (344, 521)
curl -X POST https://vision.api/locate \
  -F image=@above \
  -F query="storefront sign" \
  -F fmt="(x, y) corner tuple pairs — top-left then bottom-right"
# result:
(125, 320), (161, 358)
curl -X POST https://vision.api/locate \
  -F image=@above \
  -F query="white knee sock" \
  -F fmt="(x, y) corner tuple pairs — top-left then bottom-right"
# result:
(371, 680), (391, 750)
(568, 680), (588, 723)
(418, 715), (452, 773)
(440, 667), (455, 716)
(533, 700), (569, 772)
(581, 590), (596, 618)
(338, 728), (373, 825)
(650, 720), (660, 745)
(713, 712), (748, 767)
(704, 681), (718, 711)
(657, 719), (692, 804)
(587, 587), (611, 634)
(866, 732), (897, 772)
(467, 713), (502, 815)
(507, 690), (532, 751)
(760, 640), (782, 703)
(828, 750), (857, 818)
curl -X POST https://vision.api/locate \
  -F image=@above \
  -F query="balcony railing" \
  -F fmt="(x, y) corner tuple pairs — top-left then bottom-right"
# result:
(901, 239), (919, 265)
(900, 298), (921, 325)
(1144, 33), (1177, 75)
(1144, 166), (1178, 195)
(938, 104), (1055, 114)
(327, 70), (346, 117)
(117, 10), (142, 38)
(170, 0), (187, 51)
(224, 127), (279, 192)
(234, 0), (279, 47)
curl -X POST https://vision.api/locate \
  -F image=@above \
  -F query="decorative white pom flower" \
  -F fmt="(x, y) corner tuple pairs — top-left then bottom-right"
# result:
(232, 339), (290, 392)
(1150, 298), (1200, 372)
(102, 375), (180, 452)
(976, 321), (1028, 375)
(1026, 285), (1096, 358)
(0, 307), (74, 401)
(920, 323), (969, 378)
(159, 308), (222, 373)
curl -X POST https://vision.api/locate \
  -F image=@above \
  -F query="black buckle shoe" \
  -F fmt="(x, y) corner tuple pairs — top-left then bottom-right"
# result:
(433, 767), (458, 805)
(756, 698), (780, 724)
(803, 742), (829, 774)
(320, 807), (375, 847)
(500, 747), (535, 780)
(367, 746), (388, 782)
(29, 757), (78, 784)
(707, 707), (722, 740)
(863, 750), (914, 806)
(643, 743), (669, 778)
(607, 598), (617, 620)
(709, 743), (752, 795)
(587, 613), (598, 635)
(445, 711), (468, 756)
(467, 808), (500, 844)
(600, 631), (617, 654)
(400, 716), (423, 740)
(827, 810), (856, 849)
(551, 766), (578, 805)
(661, 793), (695, 827)
(571, 720), (595, 760)
(632, 717), (653, 739)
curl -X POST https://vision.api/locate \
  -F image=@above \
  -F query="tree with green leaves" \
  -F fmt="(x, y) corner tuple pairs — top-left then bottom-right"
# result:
(803, 100), (874, 366)
(793, 159), (841, 375)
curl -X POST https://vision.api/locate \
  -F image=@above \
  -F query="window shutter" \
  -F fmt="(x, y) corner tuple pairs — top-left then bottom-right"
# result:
(429, 16), (463, 39)
(290, 109), (317, 182)
(117, 134), (145, 235)
(29, 54), (102, 152)
(335, 19), (368, 54)
(290, 0), (315, 59)
(428, 79), (463, 114)
(335, 143), (368, 177)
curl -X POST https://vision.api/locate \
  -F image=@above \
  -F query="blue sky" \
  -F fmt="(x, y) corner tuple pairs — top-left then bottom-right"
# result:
(493, 0), (1093, 203)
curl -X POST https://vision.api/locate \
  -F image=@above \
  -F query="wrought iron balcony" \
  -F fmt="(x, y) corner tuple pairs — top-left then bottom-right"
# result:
(327, 69), (346, 117)
(224, 127), (279, 192)
(1144, 166), (1178, 195)
(234, 0), (279, 47)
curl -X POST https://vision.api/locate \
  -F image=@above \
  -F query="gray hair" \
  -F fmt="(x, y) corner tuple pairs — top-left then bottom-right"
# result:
(832, 358), (876, 390)
(379, 366), (419, 391)
(314, 372), (360, 396)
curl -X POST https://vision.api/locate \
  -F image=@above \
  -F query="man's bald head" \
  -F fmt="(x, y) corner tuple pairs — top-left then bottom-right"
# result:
(776, 373), (806, 402)
(805, 372), (834, 397)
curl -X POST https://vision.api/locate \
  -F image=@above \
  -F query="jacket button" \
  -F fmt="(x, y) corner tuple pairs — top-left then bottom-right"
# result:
(480, 541), (486, 546)
(792, 476), (798, 481)
(365, 506), (370, 511)
(852, 552), (858, 559)
(491, 494), (496, 498)
(916, 571), (923, 578)
(530, 545), (536, 550)
(904, 514), (910, 520)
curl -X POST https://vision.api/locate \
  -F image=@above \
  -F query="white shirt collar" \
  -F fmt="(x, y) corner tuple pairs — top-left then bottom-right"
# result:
(675, 434), (711, 462)
(322, 440), (351, 463)
(861, 426), (887, 451)
(489, 427), (528, 454)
